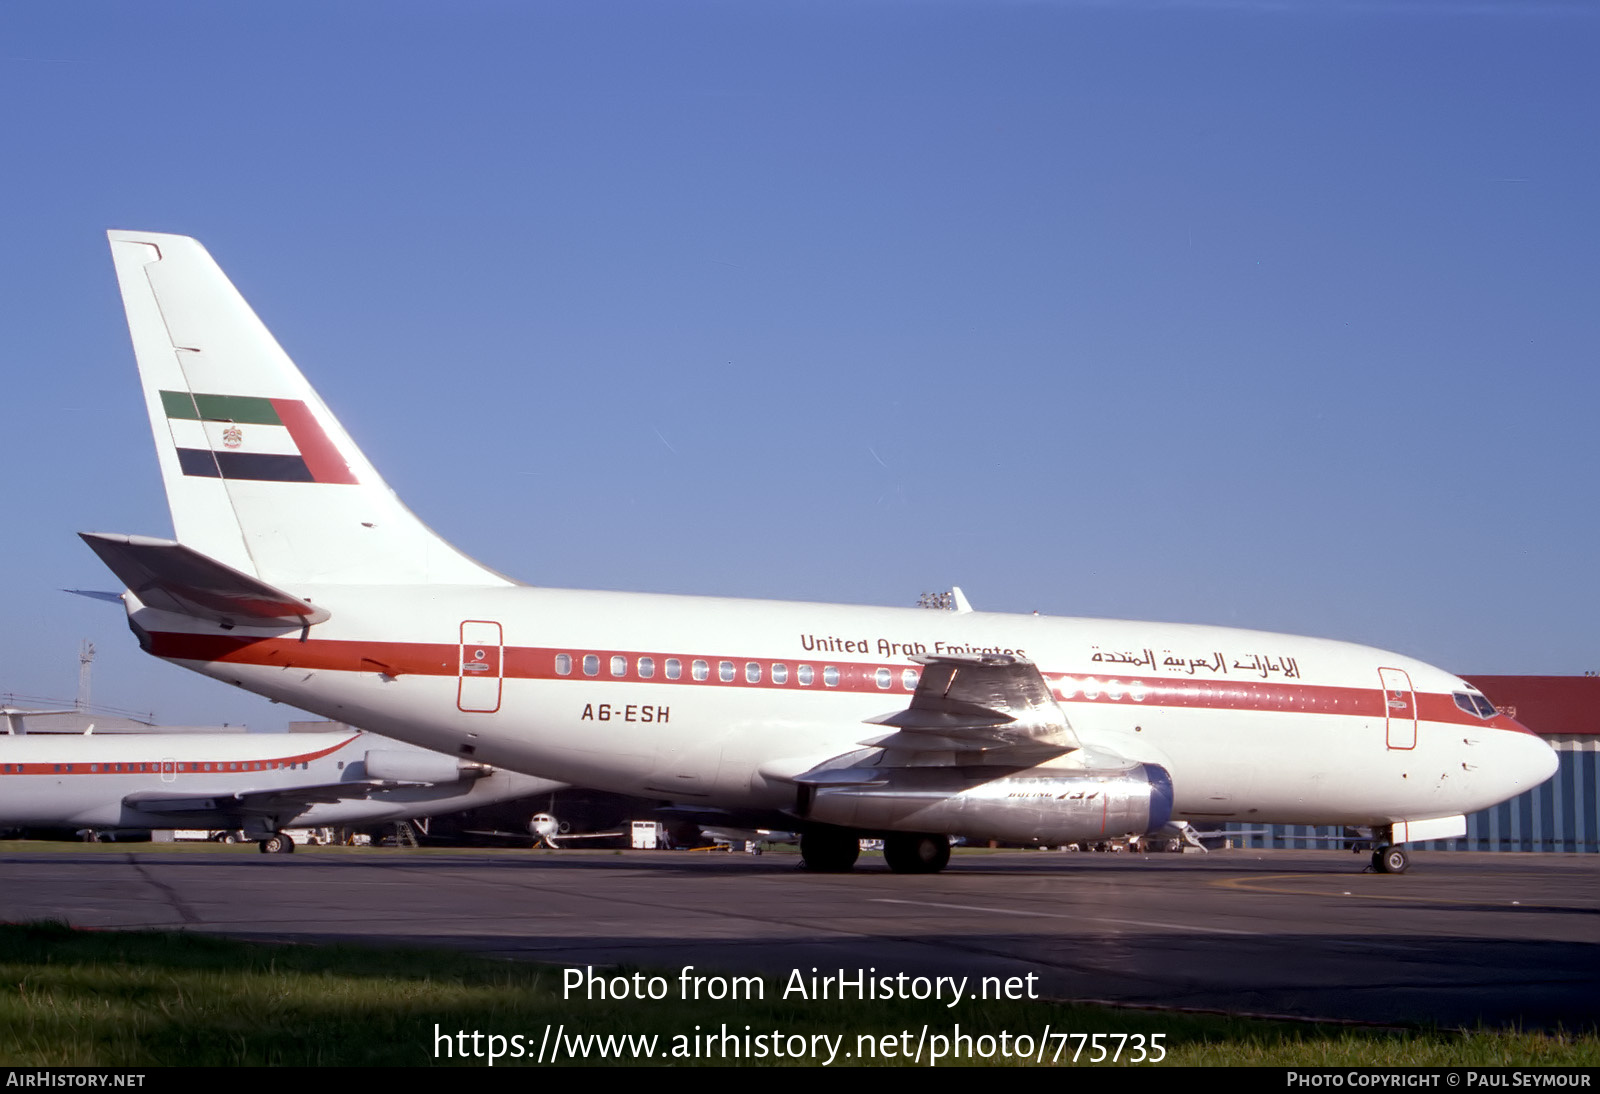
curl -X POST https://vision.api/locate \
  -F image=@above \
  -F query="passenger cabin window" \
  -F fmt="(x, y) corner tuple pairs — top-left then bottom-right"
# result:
(719, 661), (735, 683)
(555, 653), (572, 676)
(666, 658), (682, 680)
(772, 663), (788, 685)
(901, 668), (919, 691)
(798, 664), (814, 686)
(610, 655), (627, 678)
(583, 654), (600, 677)
(746, 662), (761, 683)
(824, 666), (840, 687)
(638, 657), (655, 679)
(874, 668), (892, 689)
(692, 659), (709, 682)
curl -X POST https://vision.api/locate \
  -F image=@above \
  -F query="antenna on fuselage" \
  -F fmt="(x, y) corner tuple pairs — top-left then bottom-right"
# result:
(916, 588), (973, 613)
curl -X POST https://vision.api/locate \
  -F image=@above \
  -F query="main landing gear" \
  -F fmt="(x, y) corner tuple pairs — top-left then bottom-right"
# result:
(883, 833), (951, 875)
(799, 827), (859, 873)
(799, 828), (954, 874)
(259, 832), (295, 854)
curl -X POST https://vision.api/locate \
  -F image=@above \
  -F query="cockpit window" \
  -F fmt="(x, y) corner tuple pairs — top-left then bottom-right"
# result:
(1453, 692), (1497, 719)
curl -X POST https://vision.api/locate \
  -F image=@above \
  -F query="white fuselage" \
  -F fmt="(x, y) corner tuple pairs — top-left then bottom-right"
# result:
(127, 583), (1558, 831)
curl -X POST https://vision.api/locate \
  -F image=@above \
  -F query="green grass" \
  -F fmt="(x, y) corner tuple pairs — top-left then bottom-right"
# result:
(1, 922), (1594, 1066)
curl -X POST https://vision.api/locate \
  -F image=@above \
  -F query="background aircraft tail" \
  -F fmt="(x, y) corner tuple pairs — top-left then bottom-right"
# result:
(106, 231), (511, 588)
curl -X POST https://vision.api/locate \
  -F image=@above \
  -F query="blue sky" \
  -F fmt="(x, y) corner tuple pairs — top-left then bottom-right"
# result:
(3, 1), (1596, 730)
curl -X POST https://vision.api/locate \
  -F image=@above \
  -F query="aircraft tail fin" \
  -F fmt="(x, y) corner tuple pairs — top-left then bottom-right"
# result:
(105, 231), (510, 587)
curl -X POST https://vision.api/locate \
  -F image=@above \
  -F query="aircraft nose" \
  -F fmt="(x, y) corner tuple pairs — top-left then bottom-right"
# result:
(1525, 731), (1560, 785)
(1497, 719), (1559, 795)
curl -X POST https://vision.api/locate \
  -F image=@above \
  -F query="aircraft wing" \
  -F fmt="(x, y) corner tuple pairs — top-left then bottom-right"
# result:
(859, 654), (1079, 755)
(122, 781), (391, 816)
(80, 532), (329, 627)
(756, 655), (1080, 790)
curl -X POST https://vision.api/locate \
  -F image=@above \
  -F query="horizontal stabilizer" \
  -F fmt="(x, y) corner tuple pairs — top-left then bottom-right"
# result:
(80, 532), (329, 627)
(63, 588), (126, 605)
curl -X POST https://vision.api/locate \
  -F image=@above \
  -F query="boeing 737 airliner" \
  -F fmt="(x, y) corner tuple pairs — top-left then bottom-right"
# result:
(82, 231), (1558, 875)
(0, 728), (563, 852)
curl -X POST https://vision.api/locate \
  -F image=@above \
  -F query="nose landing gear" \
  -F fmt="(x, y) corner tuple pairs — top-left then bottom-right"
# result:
(1371, 845), (1408, 873)
(799, 827), (860, 872)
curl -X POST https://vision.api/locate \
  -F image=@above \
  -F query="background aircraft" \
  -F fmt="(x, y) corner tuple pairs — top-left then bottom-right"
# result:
(0, 727), (564, 852)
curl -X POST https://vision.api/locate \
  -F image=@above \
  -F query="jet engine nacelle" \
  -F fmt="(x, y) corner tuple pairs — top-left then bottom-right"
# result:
(363, 750), (484, 785)
(807, 763), (1174, 845)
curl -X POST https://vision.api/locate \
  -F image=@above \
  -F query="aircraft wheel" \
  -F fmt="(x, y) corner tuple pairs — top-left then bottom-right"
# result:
(259, 833), (295, 855)
(883, 834), (951, 875)
(800, 828), (860, 873)
(221, 831), (241, 844)
(1372, 845), (1408, 874)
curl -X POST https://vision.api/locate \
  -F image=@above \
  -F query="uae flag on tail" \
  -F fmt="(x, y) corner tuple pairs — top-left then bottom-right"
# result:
(160, 390), (358, 484)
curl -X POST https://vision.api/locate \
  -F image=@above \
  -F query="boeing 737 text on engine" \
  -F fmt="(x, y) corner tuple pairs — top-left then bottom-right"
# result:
(84, 231), (1558, 875)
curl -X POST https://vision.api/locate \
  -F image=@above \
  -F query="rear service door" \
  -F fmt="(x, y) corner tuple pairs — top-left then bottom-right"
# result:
(458, 620), (504, 713)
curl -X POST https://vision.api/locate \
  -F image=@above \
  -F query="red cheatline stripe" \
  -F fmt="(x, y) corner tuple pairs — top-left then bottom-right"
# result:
(270, 399), (358, 485)
(150, 632), (459, 674)
(0, 735), (360, 776)
(143, 631), (1528, 733)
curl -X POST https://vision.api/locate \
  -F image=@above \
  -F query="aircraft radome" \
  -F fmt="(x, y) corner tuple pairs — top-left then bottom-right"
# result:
(0, 726), (564, 852)
(82, 230), (1558, 875)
